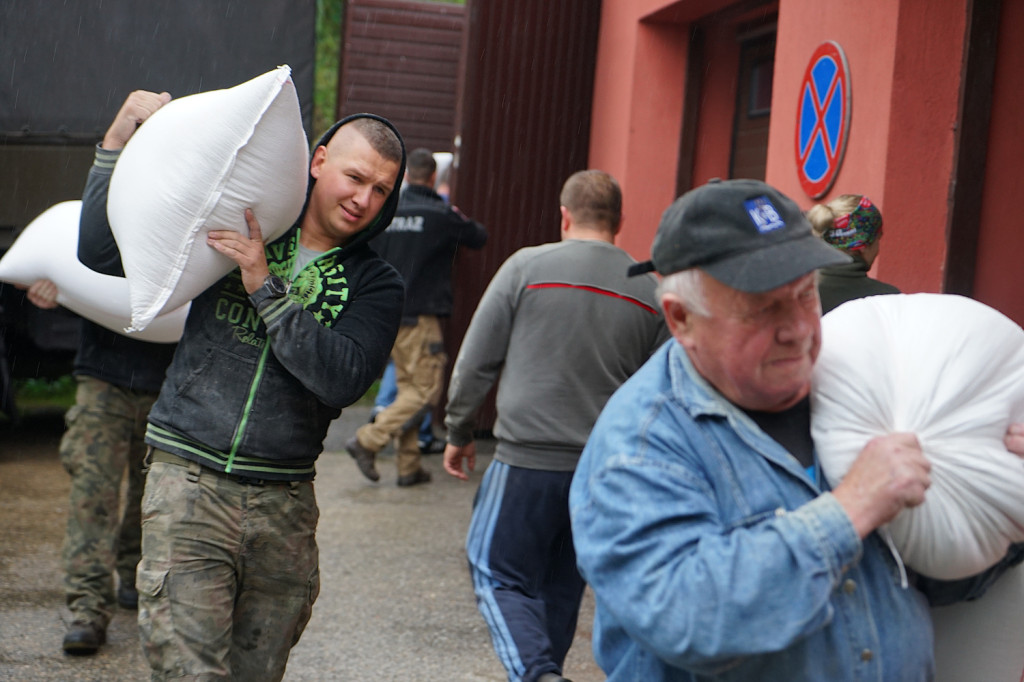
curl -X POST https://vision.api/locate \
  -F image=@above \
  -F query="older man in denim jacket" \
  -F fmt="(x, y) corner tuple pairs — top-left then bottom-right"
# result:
(569, 179), (1024, 681)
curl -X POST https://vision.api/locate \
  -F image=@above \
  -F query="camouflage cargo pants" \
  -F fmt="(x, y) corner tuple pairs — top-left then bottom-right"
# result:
(60, 375), (156, 627)
(138, 452), (320, 681)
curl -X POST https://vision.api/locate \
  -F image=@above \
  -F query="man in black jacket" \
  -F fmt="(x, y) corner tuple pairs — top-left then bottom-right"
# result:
(79, 90), (407, 680)
(347, 148), (486, 486)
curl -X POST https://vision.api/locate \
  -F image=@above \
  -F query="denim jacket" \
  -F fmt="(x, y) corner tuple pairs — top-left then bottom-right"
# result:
(570, 341), (936, 681)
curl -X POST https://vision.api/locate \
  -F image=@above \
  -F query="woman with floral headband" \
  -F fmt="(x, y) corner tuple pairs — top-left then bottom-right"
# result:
(807, 194), (901, 314)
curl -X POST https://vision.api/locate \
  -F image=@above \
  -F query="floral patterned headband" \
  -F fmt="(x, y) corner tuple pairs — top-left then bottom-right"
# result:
(823, 196), (882, 252)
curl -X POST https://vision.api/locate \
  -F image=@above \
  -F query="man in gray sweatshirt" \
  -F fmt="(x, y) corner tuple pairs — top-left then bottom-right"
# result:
(443, 170), (669, 682)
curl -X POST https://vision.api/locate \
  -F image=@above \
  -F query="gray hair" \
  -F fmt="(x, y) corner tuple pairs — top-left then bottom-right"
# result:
(657, 269), (710, 317)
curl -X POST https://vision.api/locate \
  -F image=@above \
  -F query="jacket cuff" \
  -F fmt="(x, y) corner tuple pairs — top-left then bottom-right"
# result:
(93, 145), (121, 174)
(446, 423), (475, 447)
(793, 492), (863, 580)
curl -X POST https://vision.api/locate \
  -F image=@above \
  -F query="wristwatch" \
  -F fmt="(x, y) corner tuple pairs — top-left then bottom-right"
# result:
(249, 274), (289, 307)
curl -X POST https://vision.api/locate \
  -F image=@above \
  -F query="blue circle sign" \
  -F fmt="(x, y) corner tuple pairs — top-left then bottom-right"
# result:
(795, 41), (851, 199)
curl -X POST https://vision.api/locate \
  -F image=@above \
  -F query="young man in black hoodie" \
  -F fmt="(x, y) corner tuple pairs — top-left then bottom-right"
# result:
(78, 90), (406, 680)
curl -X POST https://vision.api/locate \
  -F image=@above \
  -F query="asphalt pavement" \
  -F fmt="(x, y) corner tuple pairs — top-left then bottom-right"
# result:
(0, 405), (602, 681)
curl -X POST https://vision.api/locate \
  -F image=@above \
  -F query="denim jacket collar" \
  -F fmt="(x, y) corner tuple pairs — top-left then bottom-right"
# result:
(667, 341), (822, 491)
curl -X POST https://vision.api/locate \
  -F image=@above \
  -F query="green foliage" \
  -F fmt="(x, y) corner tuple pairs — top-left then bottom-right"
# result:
(14, 375), (76, 410)
(314, 0), (344, 139)
(313, 0), (465, 138)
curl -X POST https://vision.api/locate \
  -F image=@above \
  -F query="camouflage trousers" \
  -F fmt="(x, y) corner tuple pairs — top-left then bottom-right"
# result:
(356, 315), (447, 477)
(60, 375), (157, 628)
(138, 452), (320, 681)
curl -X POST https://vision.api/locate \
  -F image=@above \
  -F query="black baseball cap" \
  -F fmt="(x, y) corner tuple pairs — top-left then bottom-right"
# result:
(628, 178), (851, 292)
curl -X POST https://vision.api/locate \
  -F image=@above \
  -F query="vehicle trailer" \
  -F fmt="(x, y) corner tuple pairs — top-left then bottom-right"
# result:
(0, 0), (316, 418)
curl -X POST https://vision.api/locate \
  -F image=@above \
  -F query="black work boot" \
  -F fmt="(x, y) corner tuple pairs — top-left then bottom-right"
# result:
(345, 436), (380, 482)
(117, 583), (139, 610)
(62, 621), (106, 655)
(397, 468), (432, 487)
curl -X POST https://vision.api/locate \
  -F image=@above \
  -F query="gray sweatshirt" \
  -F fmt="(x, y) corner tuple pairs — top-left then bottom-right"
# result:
(445, 239), (669, 471)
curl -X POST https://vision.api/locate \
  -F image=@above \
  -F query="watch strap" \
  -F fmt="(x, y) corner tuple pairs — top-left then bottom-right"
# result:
(249, 275), (288, 307)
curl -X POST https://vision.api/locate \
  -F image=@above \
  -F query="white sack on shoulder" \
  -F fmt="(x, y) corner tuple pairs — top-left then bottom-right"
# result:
(108, 65), (308, 332)
(811, 293), (1024, 580)
(0, 201), (186, 343)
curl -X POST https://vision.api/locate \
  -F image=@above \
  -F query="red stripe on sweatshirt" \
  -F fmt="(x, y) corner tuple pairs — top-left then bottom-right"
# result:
(525, 282), (660, 315)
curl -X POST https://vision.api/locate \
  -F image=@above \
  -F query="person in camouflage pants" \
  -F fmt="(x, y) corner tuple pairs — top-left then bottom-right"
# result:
(60, 375), (156, 643)
(27, 294), (174, 656)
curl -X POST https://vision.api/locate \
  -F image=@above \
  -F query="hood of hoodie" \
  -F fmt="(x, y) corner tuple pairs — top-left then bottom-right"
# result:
(299, 113), (407, 252)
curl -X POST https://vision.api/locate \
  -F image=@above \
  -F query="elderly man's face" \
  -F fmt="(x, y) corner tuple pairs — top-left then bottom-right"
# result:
(668, 271), (821, 412)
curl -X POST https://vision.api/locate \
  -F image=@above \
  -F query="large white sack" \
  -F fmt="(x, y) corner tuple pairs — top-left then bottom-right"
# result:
(932, 563), (1024, 682)
(0, 201), (186, 343)
(108, 65), (308, 332)
(811, 293), (1024, 580)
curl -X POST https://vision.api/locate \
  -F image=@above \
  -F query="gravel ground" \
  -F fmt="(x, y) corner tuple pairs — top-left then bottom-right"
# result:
(0, 406), (602, 681)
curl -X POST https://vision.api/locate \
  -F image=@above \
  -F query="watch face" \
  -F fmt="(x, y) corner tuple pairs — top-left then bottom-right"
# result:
(267, 276), (288, 296)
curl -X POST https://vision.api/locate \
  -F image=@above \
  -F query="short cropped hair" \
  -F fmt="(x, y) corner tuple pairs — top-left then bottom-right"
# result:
(345, 117), (403, 165)
(406, 148), (437, 184)
(559, 170), (622, 232)
(657, 269), (710, 317)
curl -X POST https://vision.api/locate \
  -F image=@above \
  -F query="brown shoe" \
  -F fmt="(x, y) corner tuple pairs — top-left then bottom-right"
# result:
(62, 621), (106, 655)
(397, 468), (432, 487)
(345, 436), (379, 482)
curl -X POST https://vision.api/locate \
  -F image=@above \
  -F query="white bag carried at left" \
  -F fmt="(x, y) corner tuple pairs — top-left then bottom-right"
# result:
(812, 293), (1024, 580)
(0, 201), (186, 343)
(107, 65), (309, 332)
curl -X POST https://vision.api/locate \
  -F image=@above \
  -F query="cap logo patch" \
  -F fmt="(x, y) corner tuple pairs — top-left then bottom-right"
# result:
(744, 196), (786, 234)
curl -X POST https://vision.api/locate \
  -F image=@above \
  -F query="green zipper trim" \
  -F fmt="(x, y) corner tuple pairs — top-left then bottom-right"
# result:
(223, 229), (348, 471)
(226, 343), (271, 473)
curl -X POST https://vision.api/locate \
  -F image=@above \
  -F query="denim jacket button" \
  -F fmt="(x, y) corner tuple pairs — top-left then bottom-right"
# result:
(843, 579), (856, 594)
(774, 507), (786, 517)
(860, 648), (873, 662)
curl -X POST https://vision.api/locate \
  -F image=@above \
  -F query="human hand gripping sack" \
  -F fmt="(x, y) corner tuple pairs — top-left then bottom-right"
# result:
(831, 433), (931, 539)
(812, 293), (1024, 579)
(1004, 423), (1024, 456)
(206, 208), (271, 293)
(102, 90), (172, 150)
(23, 279), (58, 309)
(832, 424), (1024, 540)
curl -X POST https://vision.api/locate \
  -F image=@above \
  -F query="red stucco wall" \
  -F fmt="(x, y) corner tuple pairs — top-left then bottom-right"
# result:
(591, 0), (1019, 311)
(589, 0), (736, 262)
(767, 0), (967, 294)
(589, 1), (687, 260)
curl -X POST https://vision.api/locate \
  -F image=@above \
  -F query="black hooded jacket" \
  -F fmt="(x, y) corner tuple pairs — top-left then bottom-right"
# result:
(79, 114), (407, 480)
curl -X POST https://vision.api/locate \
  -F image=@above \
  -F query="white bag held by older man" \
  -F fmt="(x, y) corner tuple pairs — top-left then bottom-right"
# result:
(0, 201), (186, 343)
(811, 293), (1024, 580)
(107, 65), (308, 332)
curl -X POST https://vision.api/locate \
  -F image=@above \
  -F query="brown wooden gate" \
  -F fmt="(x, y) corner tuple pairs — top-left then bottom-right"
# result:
(444, 0), (603, 432)
(337, 0), (466, 152)
(338, 0), (602, 433)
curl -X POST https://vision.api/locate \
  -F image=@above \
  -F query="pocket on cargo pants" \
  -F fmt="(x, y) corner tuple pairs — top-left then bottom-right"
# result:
(137, 461), (236, 679)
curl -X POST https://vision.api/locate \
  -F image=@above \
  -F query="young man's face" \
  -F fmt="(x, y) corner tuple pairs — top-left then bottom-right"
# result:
(305, 125), (400, 248)
(669, 271), (822, 412)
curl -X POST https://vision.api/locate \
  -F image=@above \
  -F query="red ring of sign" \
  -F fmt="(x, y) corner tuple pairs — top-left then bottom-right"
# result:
(794, 41), (852, 199)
